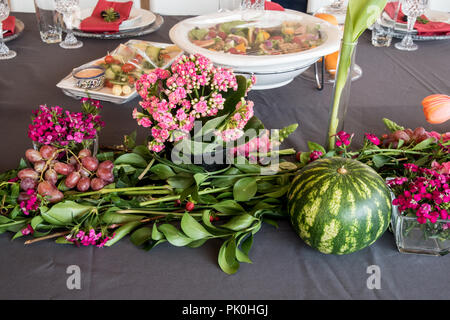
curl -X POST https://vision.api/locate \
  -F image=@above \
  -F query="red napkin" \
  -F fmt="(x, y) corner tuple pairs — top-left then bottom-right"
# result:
(385, 2), (450, 36)
(2, 16), (16, 37)
(80, 0), (133, 33)
(265, 1), (285, 11)
(248, 1), (285, 11)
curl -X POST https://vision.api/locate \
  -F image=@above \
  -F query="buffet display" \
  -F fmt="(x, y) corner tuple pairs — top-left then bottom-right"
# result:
(1, 0), (450, 276)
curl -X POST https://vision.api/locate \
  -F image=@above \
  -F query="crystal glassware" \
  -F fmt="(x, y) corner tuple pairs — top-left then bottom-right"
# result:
(240, 0), (265, 20)
(0, 0), (17, 60)
(54, 0), (83, 49)
(34, 0), (63, 44)
(391, 203), (450, 256)
(319, 0), (347, 17)
(371, 1), (400, 47)
(218, 0), (241, 12)
(395, 0), (429, 51)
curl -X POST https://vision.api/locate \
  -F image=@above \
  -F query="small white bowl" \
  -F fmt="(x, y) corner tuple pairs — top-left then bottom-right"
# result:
(169, 9), (341, 90)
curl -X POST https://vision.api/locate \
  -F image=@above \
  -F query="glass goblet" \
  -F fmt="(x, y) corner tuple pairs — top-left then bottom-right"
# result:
(395, 0), (429, 51)
(55, 0), (83, 49)
(0, 0), (17, 60)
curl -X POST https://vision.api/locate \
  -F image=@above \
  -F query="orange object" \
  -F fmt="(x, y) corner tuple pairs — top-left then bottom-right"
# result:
(325, 51), (339, 76)
(422, 94), (450, 124)
(314, 13), (339, 75)
(314, 13), (339, 26)
(235, 42), (247, 53)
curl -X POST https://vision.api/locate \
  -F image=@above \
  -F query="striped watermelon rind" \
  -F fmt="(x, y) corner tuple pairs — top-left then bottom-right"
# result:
(287, 157), (392, 255)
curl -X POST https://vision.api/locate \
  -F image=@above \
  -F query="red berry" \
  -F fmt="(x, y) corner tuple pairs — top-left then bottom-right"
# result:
(174, 199), (181, 207)
(185, 201), (195, 212)
(296, 151), (302, 162)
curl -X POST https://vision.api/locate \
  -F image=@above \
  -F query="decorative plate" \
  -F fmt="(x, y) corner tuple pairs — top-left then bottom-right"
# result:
(72, 13), (164, 40)
(73, 7), (156, 32)
(4, 18), (25, 43)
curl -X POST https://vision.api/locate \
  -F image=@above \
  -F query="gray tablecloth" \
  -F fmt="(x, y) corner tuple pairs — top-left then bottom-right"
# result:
(0, 13), (449, 300)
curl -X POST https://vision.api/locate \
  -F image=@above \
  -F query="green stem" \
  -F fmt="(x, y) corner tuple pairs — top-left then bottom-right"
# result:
(116, 209), (229, 217)
(138, 158), (155, 180)
(248, 148), (296, 157)
(139, 186), (230, 206)
(72, 185), (172, 197)
(327, 42), (356, 150)
(0, 220), (28, 228)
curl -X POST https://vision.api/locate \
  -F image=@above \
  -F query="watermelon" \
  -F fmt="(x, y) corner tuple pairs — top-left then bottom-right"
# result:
(287, 157), (391, 255)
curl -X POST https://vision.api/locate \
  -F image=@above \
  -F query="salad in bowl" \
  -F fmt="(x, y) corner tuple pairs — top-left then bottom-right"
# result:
(170, 10), (340, 89)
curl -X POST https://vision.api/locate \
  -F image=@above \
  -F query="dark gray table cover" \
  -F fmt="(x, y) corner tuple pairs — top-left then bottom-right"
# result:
(0, 13), (449, 300)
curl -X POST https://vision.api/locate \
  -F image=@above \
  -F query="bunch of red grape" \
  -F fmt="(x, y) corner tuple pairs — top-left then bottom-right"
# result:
(18, 145), (114, 203)
(381, 127), (433, 148)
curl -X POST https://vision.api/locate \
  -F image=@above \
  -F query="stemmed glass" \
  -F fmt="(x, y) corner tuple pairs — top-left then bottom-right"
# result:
(54, 0), (83, 49)
(395, 0), (429, 51)
(0, 0), (16, 60)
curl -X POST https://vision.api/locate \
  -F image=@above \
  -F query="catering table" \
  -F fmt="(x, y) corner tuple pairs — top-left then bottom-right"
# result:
(0, 13), (449, 300)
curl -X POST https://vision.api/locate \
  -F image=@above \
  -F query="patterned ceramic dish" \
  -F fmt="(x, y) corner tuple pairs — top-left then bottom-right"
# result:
(72, 65), (105, 90)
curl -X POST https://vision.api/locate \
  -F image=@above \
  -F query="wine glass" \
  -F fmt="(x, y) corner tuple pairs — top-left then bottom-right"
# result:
(0, 0), (17, 60)
(54, 0), (83, 49)
(395, 0), (429, 51)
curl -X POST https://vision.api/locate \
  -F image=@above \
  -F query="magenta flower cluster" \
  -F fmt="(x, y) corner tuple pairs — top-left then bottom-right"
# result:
(21, 224), (34, 236)
(19, 189), (40, 216)
(28, 102), (104, 147)
(364, 133), (381, 146)
(334, 131), (353, 147)
(66, 229), (114, 247)
(388, 163), (450, 224)
(134, 54), (253, 152)
(309, 150), (323, 162)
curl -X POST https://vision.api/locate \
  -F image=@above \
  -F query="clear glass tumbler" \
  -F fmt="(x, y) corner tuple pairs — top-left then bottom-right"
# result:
(218, 0), (242, 12)
(34, 0), (63, 44)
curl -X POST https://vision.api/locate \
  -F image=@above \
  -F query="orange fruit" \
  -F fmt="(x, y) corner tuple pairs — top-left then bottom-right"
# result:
(314, 13), (339, 75)
(325, 51), (339, 76)
(314, 13), (339, 26)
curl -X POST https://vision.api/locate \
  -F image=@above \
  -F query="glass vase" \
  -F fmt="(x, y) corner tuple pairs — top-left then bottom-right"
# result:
(391, 205), (450, 256)
(326, 40), (358, 150)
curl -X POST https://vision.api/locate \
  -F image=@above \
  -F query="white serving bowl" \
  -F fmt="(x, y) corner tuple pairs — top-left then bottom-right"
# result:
(169, 9), (341, 90)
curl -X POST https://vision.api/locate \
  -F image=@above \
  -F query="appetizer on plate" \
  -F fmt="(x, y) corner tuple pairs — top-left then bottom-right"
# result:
(128, 41), (182, 68)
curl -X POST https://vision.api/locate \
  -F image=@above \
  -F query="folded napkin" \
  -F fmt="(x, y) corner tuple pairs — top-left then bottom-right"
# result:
(265, 1), (285, 11)
(2, 16), (16, 37)
(248, 1), (285, 11)
(385, 2), (450, 36)
(79, 0), (133, 33)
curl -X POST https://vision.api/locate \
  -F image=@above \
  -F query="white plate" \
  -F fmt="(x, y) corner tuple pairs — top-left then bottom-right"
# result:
(74, 7), (156, 32)
(169, 9), (340, 89)
(381, 9), (450, 33)
(56, 41), (180, 104)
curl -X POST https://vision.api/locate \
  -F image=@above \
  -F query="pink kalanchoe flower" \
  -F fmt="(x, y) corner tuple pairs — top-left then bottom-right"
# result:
(431, 161), (450, 175)
(365, 133), (381, 146)
(134, 53), (249, 152)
